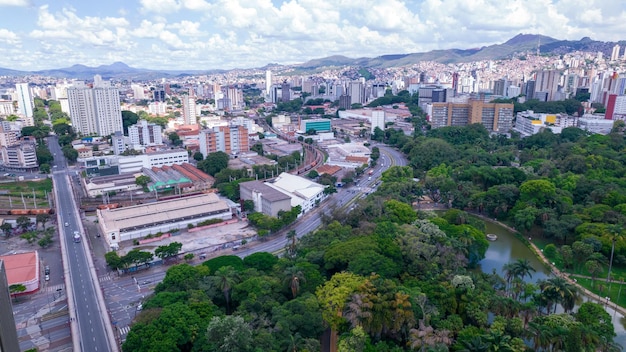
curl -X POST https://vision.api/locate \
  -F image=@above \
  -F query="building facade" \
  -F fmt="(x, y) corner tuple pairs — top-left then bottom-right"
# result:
(15, 83), (33, 118)
(428, 100), (514, 133)
(198, 125), (249, 158)
(128, 120), (163, 147)
(67, 81), (123, 136)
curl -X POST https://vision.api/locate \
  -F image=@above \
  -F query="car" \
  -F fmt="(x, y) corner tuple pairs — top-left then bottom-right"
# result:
(45, 274), (50, 281)
(64, 222), (69, 227)
(44, 266), (50, 275)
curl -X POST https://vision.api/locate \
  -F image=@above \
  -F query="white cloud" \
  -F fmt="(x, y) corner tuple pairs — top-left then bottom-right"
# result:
(169, 20), (203, 37)
(0, 0), (29, 6)
(140, 0), (180, 14)
(0, 28), (20, 45)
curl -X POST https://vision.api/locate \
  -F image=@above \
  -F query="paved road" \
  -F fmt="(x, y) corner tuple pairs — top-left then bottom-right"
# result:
(48, 136), (116, 352)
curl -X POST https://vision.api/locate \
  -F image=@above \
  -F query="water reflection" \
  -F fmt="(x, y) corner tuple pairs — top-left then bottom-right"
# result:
(477, 218), (626, 347)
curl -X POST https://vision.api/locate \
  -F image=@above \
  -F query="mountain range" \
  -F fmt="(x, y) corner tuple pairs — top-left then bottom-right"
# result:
(1, 34), (624, 80)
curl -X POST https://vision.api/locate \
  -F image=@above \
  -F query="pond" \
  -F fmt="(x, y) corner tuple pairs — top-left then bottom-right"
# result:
(479, 218), (626, 347)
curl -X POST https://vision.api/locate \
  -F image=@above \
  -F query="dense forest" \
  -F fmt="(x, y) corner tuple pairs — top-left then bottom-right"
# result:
(122, 122), (626, 352)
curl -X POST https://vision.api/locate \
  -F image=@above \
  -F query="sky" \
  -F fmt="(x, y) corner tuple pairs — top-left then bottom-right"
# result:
(0, 0), (625, 71)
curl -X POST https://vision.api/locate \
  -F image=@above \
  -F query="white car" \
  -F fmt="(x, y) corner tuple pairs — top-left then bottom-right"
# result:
(64, 222), (69, 227)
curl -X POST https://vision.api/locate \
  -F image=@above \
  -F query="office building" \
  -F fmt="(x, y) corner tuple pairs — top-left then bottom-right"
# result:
(339, 94), (352, 110)
(0, 100), (15, 116)
(281, 82), (291, 103)
(15, 83), (33, 118)
(67, 80), (123, 136)
(0, 260), (20, 352)
(300, 118), (331, 133)
(239, 180), (292, 217)
(198, 125), (250, 158)
(153, 88), (166, 102)
(128, 120), (163, 147)
(131, 84), (145, 100)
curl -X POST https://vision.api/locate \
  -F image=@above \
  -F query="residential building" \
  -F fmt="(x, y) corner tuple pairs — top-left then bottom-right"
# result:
(82, 148), (189, 175)
(534, 70), (561, 101)
(153, 88), (166, 102)
(427, 100), (514, 133)
(148, 102), (167, 115)
(0, 140), (38, 170)
(281, 82), (291, 103)
(0, 100), (14, 116)
(370, 109), (385, 133)
(111, 131), (126, 155)
(348, 81), (365, 105)
(128, 120), (163, 147)
(198, 125), (249, 158)
(265, 70), (272, 98)
(67, 80), (123, 136)
(15, 83), (33, 118)
(611, 44), (621, 62)
(182, 90), (197, 125)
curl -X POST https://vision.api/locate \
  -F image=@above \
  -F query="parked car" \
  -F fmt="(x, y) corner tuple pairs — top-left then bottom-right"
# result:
(44, 266), (50, 275)
(45, 274), (50, 281)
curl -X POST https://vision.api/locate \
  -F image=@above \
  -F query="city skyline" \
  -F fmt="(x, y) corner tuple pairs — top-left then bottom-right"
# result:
(1, 0), (625, 71)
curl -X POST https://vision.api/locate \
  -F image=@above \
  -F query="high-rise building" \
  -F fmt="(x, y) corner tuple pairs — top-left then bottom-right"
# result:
(265, 70), (272, 98)
(198, 125), (249, 158)
(349, 81), (364, 105)
(611, 44), (621, 62)
(128, 120), (163, 146)
(131, 84), (145, 100)
(153, 88), (166, 102)
(0, 260), (20, 352)
(281, 82), (291, 103)
(371, 109), (385, 133)
(67, 80), (123, 136)
(339, 94), (352, 110)
(111, 131), (126, 155)
(15, 83), (33, 118)
(535, 70), (561, 101)
(182, 89), (197, 125)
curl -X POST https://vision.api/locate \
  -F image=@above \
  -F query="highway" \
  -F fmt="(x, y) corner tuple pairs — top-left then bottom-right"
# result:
(48, 136), (117, 352)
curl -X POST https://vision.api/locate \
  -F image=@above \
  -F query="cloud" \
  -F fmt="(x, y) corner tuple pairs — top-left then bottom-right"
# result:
(139, 0), (181, 14)
(0, 0), (29, 6)
(0, 29), (20, 45)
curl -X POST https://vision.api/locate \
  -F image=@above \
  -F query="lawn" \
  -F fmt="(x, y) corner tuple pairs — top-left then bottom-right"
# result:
(0, 179), (53, 209)
(570, 276), (626, 310)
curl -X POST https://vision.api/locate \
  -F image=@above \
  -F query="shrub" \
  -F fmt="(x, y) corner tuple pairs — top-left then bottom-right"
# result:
(544, 244), (557, 259)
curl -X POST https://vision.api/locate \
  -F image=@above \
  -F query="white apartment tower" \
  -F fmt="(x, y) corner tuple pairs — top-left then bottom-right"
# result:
(67, 80), (123, 136)
(611, 45), (621, 62)
(15, 83), (33, 118)
(265, 70), (272, 98)
(128, 120), (163, 147)
(182, 89), (197, 125)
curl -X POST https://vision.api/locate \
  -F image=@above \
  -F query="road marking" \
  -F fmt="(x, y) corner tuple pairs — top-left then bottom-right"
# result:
(118, 326), (131, 335)
(98, 274), (113, 282)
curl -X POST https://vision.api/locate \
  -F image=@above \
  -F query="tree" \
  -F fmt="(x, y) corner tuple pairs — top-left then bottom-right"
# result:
(39, 163), (50, 174)
(206, 315), (253, 352)
(9, 284), (26, 298)
(16, 216), (32, 232)
(192, 151), (203, 161)
(1, 223), (13, 237)
(198, 151), (229, 176)
(213, 266), (240, 313)
(168, 132), (182, 146)
(38, 232), (53, 248)
(135, 175), (151, 187)
(585, 260), (603, 288)
(242, 252), (278, 272)
(36, 213), (50, 230)
(154, 242), (183, 261)
(105, 251), (123, 270)
(284, 266), (306, 299)
(121, 110), (139, 134)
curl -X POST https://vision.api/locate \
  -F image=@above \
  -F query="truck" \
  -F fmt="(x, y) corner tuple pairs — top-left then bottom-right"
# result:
(368, 170), (374, 176)
(73, 231), (81, 243)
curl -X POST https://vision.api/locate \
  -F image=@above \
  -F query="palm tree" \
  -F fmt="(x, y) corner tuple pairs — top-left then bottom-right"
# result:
(538, 277), (578, 314)
(457, 336), (489, 352)
(213, 266), (240, 314)
(390, 292), (415, 342)
(606, 224), (624, 287)
(344, 293), (373, 331)
(527, 321), (553, 351)
(512, 259), (535, 282)
(284, 266), (306, 299)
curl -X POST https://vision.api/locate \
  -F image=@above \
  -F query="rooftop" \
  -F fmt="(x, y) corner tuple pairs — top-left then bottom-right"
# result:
(0, 251), (38, 285)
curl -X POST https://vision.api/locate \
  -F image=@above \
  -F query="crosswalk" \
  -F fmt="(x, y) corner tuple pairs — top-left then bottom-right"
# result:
(98, 274), (113, 283)
(118, 326), (131, 335)
(43, 283), (65, 293)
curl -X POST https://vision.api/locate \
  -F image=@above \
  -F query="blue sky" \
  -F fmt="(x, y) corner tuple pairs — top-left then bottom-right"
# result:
(0, 0), (625, 71)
